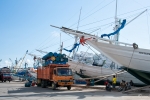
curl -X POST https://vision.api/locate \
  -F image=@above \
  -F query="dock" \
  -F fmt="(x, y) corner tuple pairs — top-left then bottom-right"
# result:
(0, 81), (150, 100)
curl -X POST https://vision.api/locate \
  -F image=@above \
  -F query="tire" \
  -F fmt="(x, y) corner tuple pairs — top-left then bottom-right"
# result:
(67, 86), (71, 90)
(37, 83), (41, 87)
(52, 82), (56, 90)
(41, 80), (46, 88)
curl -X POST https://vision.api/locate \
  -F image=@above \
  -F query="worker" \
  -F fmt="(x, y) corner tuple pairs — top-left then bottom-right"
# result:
(112, 75), (117, 89)
(105, 79), (112, 91)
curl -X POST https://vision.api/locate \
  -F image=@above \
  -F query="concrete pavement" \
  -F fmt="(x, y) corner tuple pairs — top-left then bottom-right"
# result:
(0, 81), (150, 100)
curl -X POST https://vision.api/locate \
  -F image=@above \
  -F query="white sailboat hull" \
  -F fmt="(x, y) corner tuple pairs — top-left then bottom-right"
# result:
(54, 26), (150, 84)
(87, 40), (150, 72)
(68, 60), (145, 85)
(85, 39), (150, 84)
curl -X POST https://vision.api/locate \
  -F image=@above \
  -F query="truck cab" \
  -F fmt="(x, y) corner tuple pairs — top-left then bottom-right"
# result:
(0, 73), (12, 82)
(52, 67), (73, 90)
(37, 64), (74, 90)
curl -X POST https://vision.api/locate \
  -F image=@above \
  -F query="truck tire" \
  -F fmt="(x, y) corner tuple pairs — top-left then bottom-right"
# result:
(52, 82), (56, 90)
(41, 80), (46, 88)
(67, 86), (71, 90)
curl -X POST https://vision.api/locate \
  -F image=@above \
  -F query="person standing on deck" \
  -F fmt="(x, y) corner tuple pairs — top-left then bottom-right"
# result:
(112, 75), (117, 89)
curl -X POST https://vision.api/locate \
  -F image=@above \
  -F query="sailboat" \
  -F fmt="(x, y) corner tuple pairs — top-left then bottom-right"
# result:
(51, 16), (150, 85)
(50, 1), (150, 85)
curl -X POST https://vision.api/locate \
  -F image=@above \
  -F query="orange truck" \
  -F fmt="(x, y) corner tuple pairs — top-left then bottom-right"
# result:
(37, 64), (74, 90)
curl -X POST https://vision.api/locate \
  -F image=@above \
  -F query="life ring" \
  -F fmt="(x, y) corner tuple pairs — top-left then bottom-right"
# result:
(133, 43), (138, 49)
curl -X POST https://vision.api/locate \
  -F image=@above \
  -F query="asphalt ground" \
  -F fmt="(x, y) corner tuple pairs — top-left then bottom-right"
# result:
(0, 81), (150, 100)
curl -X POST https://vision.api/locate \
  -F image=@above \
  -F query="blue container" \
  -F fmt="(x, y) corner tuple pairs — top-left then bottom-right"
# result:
(53, 52), (58, 57)
(60, 58), (64, 62)
(62, 54), (66, 58)
(48, 52), (53, 57)
(42, 54), (49, 60)
(57, 53), (61, 58)
(64, 58), (68, 62)
(55, 57), (60, 61)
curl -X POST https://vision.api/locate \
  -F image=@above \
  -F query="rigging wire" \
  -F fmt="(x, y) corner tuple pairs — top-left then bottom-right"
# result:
(132, 0), (145, 7)
(38, 35), (59, 50)
(69, 0), (115, 28)
(85, 44), (117, 74)
(70, 6), (150, 30)
(29, 33), (59, 54)
(81, 0), (105, 18)
(62, 10), (80, 26)
(71, 10), (146, 33)
(146, 11), (150, 44)
(73, 46), (90, 71)
(40, 38), (73, 50)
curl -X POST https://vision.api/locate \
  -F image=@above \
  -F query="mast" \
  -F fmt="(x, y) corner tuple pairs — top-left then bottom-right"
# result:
(113, 0), (120, 44)
(72, 7), (82, 58)
(59, 33), (63, 54)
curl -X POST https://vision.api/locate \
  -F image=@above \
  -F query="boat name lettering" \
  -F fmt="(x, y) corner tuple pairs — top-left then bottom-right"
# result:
(139, 52), (150, 55)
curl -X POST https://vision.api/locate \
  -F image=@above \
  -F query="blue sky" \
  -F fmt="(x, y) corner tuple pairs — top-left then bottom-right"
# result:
(0, 0), (150, 68)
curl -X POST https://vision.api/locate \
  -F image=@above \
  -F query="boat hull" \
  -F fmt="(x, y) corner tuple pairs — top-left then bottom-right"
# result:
(87, 40), (150, 84)
(68, 60), (145, 85)
(122, 67), (150, 85)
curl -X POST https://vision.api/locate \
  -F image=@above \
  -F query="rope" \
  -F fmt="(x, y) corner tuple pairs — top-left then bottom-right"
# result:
(146, 11), (150, 44)
(69, 0), (115, 28)
(127, 49), (135, 72)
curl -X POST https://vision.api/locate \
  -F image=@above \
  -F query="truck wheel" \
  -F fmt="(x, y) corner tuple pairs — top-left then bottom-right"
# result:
(67, 86), (71, 90)
(37, 83), (41, 87)
(52, 82), (56, 90)
(41, 81), (46, 88)
(4, 80), (6, 82)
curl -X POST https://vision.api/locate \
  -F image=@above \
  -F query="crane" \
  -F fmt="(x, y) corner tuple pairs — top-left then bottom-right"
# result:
(9, 58), (14, 70)
(14, 50), (28, 72)
(28, 53), (42, 68)
(28, 53), (42, 60)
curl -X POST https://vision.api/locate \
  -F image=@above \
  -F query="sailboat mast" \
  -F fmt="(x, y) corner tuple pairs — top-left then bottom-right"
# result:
(113, 0), (119, 43)
(60, 33), (63, 54)
(72, 7), (82, 58)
